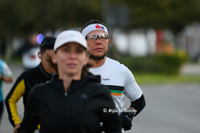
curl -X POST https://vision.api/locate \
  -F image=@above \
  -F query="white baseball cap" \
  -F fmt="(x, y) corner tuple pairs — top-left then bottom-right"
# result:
(54, 30), (88, 51)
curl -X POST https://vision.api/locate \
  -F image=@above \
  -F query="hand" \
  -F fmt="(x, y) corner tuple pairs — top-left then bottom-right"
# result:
(14, 123), (21, 133)
(120, 108), (136, 131)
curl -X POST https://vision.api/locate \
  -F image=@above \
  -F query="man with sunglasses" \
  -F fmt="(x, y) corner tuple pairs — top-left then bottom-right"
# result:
(81, 19), (146, 132)
(5, 37), (56, 133)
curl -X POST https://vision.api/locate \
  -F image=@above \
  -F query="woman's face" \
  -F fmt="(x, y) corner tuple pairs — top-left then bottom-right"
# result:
(52, 42), (89, 77)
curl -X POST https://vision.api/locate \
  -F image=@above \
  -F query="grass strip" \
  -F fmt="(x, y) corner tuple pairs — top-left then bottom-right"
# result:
(134, 74), (200, 85)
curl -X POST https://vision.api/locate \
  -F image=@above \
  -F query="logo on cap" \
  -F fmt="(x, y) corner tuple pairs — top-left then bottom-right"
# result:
(95, 24), (101, 29)
(95, 24), (105, 31)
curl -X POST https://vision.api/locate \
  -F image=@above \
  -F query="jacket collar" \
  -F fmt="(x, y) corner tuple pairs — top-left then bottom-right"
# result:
(49, 73), (100, 94)
(36, 63), (55, 78)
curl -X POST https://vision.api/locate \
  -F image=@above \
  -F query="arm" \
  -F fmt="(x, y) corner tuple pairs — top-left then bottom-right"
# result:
(0, 61), (13, 82)
(130, 94), (146, 116)
(123, 66), (146, 114)
(120, 94), (146, 131)
(121, 66), (146, 130)
(1, 76), (13, 82)
(17, 90), (39, 133)
(0, 75), (13, 82)
(5, 75), (26, 127)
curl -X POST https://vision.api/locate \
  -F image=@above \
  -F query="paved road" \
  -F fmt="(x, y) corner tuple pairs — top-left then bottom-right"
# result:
(125, 83), (200, 133)
(0, 63), (200, 133)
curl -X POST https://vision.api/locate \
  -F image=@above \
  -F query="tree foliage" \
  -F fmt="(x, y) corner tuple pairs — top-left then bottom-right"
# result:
(1, 0), (200, 37)
(0, 0), (102, 37)
(111, 0), (200, 33)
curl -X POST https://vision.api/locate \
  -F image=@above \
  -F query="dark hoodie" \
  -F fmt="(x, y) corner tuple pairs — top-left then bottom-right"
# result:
(18, 73), (122, 133)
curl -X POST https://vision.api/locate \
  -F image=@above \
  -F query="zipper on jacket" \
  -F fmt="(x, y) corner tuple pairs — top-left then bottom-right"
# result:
(64, 92), (67, 96)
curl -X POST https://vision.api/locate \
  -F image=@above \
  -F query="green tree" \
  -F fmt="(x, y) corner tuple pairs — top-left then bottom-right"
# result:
(0, 0), (103, 37)
(111, 0), (200, 34)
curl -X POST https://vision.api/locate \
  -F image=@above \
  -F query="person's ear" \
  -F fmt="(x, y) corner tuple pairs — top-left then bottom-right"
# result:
(51, 53), (57, 64)
(107, 39), (111, 46)
(38, 52), (41, 59)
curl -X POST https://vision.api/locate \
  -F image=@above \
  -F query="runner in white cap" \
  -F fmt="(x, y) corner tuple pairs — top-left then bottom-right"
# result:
(81, 19), (146, 131)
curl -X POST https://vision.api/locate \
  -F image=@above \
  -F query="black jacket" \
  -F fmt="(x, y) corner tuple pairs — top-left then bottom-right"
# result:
(5, 64), (53, 127)
(18, 73), (122, 133)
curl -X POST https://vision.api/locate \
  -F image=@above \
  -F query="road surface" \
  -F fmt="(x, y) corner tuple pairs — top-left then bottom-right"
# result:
(0, 63), (200, 133)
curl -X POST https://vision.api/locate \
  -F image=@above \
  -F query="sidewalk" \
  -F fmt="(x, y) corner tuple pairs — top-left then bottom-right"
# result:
(180, 63), (200, 75)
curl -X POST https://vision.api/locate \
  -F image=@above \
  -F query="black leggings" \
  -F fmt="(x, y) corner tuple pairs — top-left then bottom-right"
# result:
(0, 102), (3, 123)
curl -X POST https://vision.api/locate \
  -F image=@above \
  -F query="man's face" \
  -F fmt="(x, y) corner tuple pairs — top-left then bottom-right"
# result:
(86, 30), (110, 60)
(40, 49), (55, 74)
